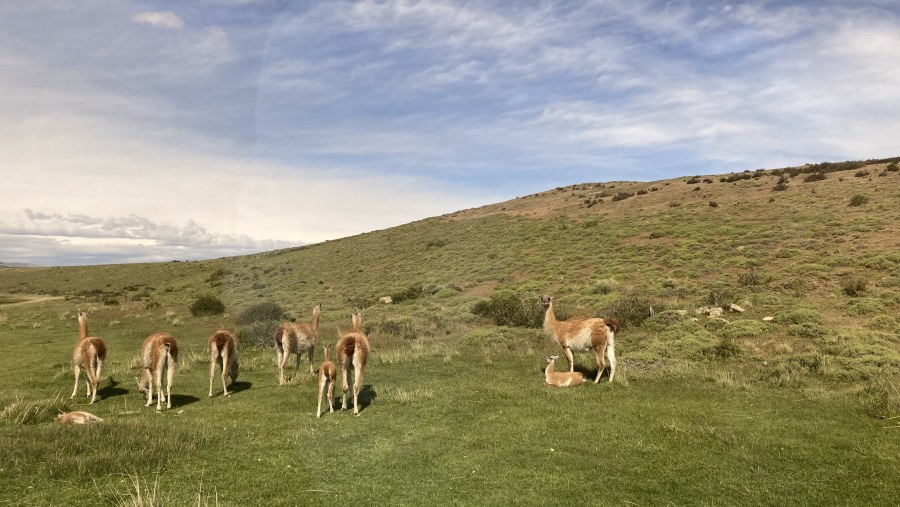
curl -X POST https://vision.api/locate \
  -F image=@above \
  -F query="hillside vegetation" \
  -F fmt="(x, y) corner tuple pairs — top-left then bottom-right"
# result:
(1, 158), (899, 505)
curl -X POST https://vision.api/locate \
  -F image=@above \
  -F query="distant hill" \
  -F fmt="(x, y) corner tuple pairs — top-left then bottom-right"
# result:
(0, 262), (40, 268)
(0, 157), (897, 383)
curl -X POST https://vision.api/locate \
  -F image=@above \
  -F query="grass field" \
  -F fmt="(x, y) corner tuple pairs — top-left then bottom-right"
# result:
(1, 159), (899, 505)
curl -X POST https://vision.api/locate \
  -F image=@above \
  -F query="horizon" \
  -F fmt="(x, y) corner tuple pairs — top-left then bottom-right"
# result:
(3, 1), (899, 266)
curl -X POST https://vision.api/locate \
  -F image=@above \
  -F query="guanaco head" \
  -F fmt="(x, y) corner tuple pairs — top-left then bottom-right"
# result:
(545, 355), (558, 364)
(351, 308), (362, 332)
(321, 343), (332, 361)
(540, 295), (553, 307)
(228, 354), (240, 384)
(136, 377), (149, 399)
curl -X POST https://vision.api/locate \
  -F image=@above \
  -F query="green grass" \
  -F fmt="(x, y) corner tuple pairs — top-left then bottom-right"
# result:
(2, 159), (900, 504)
(1, 299), (899, 506)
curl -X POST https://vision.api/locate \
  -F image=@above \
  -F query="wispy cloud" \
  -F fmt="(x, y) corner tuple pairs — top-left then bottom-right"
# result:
(2, 0), (900, 265)
(131, 11), (185, 29)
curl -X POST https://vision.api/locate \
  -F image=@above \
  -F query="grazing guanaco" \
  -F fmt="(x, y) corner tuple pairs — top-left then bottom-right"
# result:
(71, 311), (107, 404)
(543, 355), (584, 387)
(336, 309), (369, 416)
(316, 343), (336, 418)
(541, 295), (620, 383)
(208, 330), (239, 397)
(137, 332), (178, 411)
(275, 304), (320, 385)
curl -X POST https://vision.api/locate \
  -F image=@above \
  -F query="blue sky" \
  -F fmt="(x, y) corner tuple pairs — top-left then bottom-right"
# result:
(2, 0), (898, 266)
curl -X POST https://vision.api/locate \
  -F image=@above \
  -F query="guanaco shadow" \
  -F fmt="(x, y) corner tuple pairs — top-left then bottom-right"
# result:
(347, 384), (377, 414)
(167, 394), (201, 408)
(214, 381), (251, 396)
(97, 377), (129, 399)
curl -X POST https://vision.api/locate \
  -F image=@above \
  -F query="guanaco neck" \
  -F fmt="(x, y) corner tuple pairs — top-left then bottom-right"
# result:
(312, 306), (321, 332)
(543, 302), (558, 335)
(351, 312), (361, 332)
(544, 360), (555, 378)
(78, 314), (89, 341)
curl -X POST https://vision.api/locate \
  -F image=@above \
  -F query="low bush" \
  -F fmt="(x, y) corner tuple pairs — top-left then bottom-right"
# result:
(773, 308), (824, 326)
(472, 291), (544, 328)
(236, 321), (278, 348)
(722, 320), (769, 339)
(847, 298), (886, 316)
(391, 284), (426, 303)
(189, 295), (225, 317)
(849, 194), (868, 207)
(604, 292), (665, 328)
(841, 277), (867, 297)
(236, 301), (288, 325)
(641, 310), (685, 331)
(859, 375), (900, 418)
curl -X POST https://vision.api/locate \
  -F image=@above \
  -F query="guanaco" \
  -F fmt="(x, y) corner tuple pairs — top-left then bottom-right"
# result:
(541, 295), (620, 383)
(71, 311), (107, 404)
(137, 332), (178, 411)
(208, 330), (239, 397)
(316, 343), (336, 418)
(275, 304), (320, 385)
(336, 309), (369, 416)
(543, 355), (584, 387)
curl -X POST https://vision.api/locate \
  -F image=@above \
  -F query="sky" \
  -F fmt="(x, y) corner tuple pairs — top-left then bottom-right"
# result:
(2, 0), (899, 267)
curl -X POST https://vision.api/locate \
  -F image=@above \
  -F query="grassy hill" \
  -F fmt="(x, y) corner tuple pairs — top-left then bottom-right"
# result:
(1, 159), (899, 505)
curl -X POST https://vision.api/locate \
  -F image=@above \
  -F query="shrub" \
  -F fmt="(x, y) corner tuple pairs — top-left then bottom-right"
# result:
(803, 172), (826, 182)
(472, 291), (544, 328)
(847, 298), (887, 316)
(604, 292), (665, 328)
(722, 320), (769, 339)
(738, 271), (769, 287)
(708, 201), (718, 208)
(706, 337), (741, 358)
(391, 284), (426, 303)
(841, 277), (867, 297)
(686, 177), (701, 184)
(103, 298), (120, 306)
(854, 170), (869, 178)
(611, 192), (634, 202)
(787, 322), (826, 337)
(848, 194), (868, 207)
(648, 320), (717, 359)
(887, 162), (899, 172)
(773, 308), (824, 326)
(237, 321), (279, 348)
(772, 181), (789, 192)
(641, 310), (685, 331)
(705, 288), (737, 308)
(189, 295), (225, 317)
(376, 318), (418, 340)
(859, 375), (900, 418)
(236, 301), (287, 325)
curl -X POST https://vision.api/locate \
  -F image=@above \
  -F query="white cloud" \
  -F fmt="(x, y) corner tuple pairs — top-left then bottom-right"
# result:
(131, 11), (185, 29)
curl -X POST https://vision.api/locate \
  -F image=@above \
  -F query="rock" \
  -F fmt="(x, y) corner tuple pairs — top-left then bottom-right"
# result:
(762, 316), (774, 322)
(728, 303), (746, 313)
(378, 296), (393, 304)
(674, 309), (688, 317)
(708, 307), (724, 319)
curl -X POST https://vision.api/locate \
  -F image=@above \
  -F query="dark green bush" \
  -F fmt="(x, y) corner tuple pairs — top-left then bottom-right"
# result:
(842, 277), (867, 297)
(236, 301), (287, 325)
(849, 194), (868, 207)
(237, 321), (279, 348)
(803, 172), (826, 182)
(603, 292), (664, 328)
(472, 291), (544, 328)
(391, 284), (426, 303)
(189, 295), (225, 317)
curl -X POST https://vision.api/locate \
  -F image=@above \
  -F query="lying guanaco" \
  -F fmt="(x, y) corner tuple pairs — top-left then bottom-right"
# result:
(544, 355), (585, 387)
